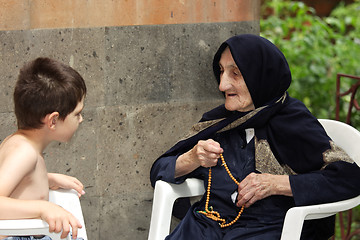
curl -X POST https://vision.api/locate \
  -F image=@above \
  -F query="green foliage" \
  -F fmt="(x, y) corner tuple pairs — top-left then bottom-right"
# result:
(261, 2), (360, 238)
(260, 0), (360, 128)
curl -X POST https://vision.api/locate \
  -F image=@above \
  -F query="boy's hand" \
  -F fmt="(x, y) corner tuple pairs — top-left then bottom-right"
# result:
(41, 201), (82, 239)
(48, 173), (85, 197)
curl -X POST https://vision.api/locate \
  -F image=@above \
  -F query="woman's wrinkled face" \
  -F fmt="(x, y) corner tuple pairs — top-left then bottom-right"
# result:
(218, 47), (255, 112)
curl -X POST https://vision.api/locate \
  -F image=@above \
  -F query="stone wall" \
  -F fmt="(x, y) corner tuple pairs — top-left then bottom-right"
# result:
(0, 1), (260, 239)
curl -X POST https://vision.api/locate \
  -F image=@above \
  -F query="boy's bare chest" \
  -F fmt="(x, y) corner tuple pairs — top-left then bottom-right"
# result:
(11, 157), (49, 200)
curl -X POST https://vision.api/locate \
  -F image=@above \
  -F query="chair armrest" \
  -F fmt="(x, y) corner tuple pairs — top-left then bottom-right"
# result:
(0, 189), (87, 240)
(49, 189), (88, 240)
(148, 178), (205, 240)
(0, 219), (68, 240)
(280, 195), (360, 240)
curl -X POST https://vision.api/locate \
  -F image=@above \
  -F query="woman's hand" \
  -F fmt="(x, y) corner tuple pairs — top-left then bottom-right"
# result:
(40, 201), (82, 239)
(236, 173), (292, 208)
(175, 139), (223, 178)
(192, 139), (223, 168)
(48, 173), (85, 197)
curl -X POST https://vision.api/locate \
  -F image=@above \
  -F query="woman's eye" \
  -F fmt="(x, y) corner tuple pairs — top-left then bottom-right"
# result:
(219, 65), (224, 73)
(234, 71), (242, 77)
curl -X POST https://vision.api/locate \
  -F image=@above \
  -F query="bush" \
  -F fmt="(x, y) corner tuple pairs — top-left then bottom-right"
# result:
(260, 0), (360, 128)
(261, 1), (360, 238)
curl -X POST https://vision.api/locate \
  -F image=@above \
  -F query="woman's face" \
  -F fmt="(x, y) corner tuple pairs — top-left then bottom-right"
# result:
(218, 47), (255, 112)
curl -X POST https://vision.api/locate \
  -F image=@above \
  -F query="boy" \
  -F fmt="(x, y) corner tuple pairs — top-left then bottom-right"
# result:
(0, 57), (87, 240)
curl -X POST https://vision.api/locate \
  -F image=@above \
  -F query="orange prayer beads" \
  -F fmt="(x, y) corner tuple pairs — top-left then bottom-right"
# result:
(198, 153), (245, 228)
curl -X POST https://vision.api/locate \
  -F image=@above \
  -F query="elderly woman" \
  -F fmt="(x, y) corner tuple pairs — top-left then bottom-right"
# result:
(150, 34), (360, 239)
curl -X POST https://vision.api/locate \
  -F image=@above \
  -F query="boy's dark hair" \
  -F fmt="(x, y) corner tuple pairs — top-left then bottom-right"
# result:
(14, 57), (87, 130)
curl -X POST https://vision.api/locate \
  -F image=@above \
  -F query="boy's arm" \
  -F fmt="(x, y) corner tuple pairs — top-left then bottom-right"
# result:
(48, 173), (85, 197)
(0, 144), (82, 238)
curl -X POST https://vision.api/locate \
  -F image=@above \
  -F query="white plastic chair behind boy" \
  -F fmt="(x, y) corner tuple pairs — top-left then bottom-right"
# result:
(148, 119), (360, 240)
(0, 189), (88, 240)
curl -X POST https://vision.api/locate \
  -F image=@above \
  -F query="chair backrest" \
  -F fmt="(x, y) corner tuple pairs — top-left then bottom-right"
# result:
(319, 119), (360, 166)
(281, 119), (360, 240)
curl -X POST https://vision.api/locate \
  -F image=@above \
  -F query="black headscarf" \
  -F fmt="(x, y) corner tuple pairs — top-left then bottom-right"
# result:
(207, 34), (330, 174)
(151, 34), (331, 181)
(212, 34), (291, 108)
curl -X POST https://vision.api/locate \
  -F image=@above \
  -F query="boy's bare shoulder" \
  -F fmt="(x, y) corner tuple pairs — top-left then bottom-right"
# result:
(0, 133), (38, 165)
(0, 133), (48, 199)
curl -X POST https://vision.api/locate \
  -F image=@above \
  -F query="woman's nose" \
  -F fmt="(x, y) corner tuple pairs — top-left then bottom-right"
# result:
(219, 74), (230, 92)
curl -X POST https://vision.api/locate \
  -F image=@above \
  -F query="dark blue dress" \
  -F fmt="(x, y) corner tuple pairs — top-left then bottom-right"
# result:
(150, 99), (360, 239)
(166, 129), (291, 239)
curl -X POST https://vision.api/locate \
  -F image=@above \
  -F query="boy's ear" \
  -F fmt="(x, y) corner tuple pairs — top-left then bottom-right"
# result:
(44, 112), (60, 129)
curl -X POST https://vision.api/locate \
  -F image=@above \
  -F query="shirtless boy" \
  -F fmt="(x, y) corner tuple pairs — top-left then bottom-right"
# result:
(0, 57), (87, 240)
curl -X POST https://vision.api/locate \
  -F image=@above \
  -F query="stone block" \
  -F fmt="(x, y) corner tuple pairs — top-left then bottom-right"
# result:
(0, 21), (258, 239)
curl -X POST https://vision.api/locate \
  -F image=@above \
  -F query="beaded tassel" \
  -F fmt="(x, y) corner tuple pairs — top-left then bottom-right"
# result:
(198, 153), (245, 228)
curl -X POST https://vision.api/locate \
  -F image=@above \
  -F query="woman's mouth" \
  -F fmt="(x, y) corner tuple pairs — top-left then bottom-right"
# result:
(226, 93), (237, 97)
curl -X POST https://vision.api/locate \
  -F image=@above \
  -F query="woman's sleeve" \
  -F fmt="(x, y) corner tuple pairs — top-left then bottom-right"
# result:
(150, 154), (180, 187)
(150, 151), (203, 188)
(286, 119), (360, 206)
(290, 160), (360, 206)
(270, 99), (360, 206)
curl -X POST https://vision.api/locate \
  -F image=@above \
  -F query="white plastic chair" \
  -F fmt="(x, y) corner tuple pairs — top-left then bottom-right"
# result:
(148, 119), (360, 240)
(0, 189), (88, 240)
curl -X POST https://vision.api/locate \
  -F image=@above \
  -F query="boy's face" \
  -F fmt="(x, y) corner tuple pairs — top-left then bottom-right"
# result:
(55, 98), (84, 142)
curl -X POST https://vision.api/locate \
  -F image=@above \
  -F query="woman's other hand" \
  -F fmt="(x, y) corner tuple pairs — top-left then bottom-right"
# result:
(236, 173), (292, 208)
